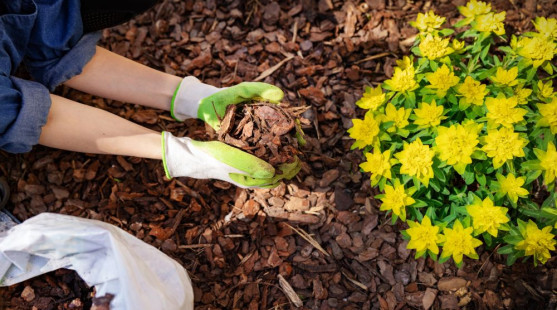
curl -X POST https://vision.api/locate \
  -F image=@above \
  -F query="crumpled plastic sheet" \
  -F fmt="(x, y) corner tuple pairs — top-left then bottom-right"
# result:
(0, 212), (194, 310)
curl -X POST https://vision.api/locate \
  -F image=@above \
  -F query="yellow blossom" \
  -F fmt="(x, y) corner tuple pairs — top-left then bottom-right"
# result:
(411, 10), (446, 33)
(379, 179), (416, 221)
(452, 39), (465, 52)
(434, 124), (479, 174)
(538, 80), (554, 99)
(485, 95), (527, 128)
(534, 142), (557, 185)
(413, 100), (446, 129)
(538, 97), (557, 134)
(495, 173), (529, 203)
(473, 11), (506, 35)
(384, 66), (418, 93)
(406, 216), (443, 255)
(515, 86), (532, 104)
(360, 149), (393, 186)
(458, 0), (492, 18)
(533, 17), (557, 39)
(490, 67), (519, 87)
(382, 103), (411, 133)
(419, 34), (454, 60)
(356, 85), (385, 111)
(440, 220), (483, 265)
(396, 56), (414, 70)
(395, 138), (435, 186)
(457, 76), (488, 107)
(481, 127), (528, 169)
(514, 36), (557, 68)
(348, 113), (380, 149)
(425, 65), (460, 97)
(515, 220), (556, 265)
(466, 197), (509, 237)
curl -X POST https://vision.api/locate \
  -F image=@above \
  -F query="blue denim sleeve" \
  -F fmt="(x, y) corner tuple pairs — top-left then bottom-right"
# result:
(23, 0), (101, 91)
(0, 76), (52, 153)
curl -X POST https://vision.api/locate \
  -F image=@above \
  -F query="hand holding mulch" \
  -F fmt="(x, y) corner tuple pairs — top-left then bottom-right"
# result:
(217, 100), (306, 184)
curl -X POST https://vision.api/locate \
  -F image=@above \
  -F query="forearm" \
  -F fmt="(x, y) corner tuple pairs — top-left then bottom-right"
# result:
(64, 46), (182, 111)
(39, 94), (162, 159)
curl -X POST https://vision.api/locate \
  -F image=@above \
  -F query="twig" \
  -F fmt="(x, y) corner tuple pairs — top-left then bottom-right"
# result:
(277, 274), (303, 307)
(254, 55), (295, 82)
(476, 244), (501, 278)
(353, 52), (391, 65)
(285, 223), (329, 257)
(178, 244), (212, 249)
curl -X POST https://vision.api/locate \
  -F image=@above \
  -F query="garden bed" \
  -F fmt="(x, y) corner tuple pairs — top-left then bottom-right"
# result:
(1, 0), (557, 309)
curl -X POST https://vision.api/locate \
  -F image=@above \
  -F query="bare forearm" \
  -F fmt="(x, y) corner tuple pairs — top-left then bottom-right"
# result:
(39, 95), (162, 159)
(64, 46), (181, 111)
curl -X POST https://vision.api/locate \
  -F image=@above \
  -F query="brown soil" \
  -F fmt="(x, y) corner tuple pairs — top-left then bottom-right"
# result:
(1, 1), (557, 310)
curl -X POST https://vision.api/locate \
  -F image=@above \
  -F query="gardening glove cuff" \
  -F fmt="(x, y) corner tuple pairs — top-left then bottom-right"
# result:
(162, 131), (280, 188)
(170, 76), (221, 122)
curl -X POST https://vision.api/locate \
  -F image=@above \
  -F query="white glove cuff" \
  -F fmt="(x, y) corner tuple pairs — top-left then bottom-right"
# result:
(162, 132), (244, 184)
(171, 76), (220, 121)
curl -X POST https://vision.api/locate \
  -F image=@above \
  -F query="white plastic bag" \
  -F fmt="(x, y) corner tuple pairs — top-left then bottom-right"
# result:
(0, 212), (194, 310)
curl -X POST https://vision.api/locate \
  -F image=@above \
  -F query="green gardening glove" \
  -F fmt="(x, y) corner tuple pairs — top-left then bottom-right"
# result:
(171, 76), (284, 130)
(162, 132), (301, 188)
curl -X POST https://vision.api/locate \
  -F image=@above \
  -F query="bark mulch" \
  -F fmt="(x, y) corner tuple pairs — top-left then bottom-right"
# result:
(1, 0), (557, 309)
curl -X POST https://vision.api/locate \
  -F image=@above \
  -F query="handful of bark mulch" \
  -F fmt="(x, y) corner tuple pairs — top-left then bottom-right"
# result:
(217, 101), (307, 169)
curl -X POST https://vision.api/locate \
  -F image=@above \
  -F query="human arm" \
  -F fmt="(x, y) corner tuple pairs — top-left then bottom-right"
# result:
(38, 96), (296, 188)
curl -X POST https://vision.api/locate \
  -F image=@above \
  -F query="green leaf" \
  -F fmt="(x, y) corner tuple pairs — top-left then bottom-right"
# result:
(476, 173), (487, 186)
(542, 61), (554, 75)
(430, 178), (441, 192)
(463, 170), (475, 185)
(497, 244), (515, 255)
(506, 251), (521, 266)
(440, 28), (455, 36)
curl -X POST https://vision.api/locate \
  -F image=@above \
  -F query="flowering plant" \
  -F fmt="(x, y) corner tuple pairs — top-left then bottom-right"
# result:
(350, 0), (557, 267)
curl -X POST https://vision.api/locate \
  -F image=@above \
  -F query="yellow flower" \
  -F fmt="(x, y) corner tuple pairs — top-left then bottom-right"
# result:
(379, 179), (416, 221)
(481, 127), (528, 169)
(396, 56), (414, 70)
(538, 80), (554, 99)
(394, 138), (435, 186)
(452, 39), (465, 52)
(411, 10), (446, 33)
(473, 11), (506, 35)
(485, 95), (527, 129)
(457, 76), (488, 106)
(466, 197), (509, 237)
(384, 66), (418, 93)
(490, 67), (519, 87)
(515, 86), (532, 104)
(348, 113), (380, 149)
(360, 149), (393, 186)
(413, 100), (446, 129)
(514, 36), (557, 68)
(534, 142), (557, 185)
(458, 0), (492, 18)
(440, 220), (483, 265)
(382, 103), (411, 132)
(434, 124), (479, 174)
(406, 216), (443, 255)
(515, 220), (556, 265)
(419, 34), (454, 60)
(495, 173), (529, 203)
(538, 97), (557, 134)
(425, 65), (460, 97)
(533, 17), (557, 39)
(356, 85), (385, 111)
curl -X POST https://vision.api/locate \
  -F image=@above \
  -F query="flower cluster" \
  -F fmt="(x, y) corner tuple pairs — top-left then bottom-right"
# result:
(350, 1), (557, 267)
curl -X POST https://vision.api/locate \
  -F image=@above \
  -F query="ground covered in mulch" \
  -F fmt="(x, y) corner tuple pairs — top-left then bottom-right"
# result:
(2, 0), (557, 309)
